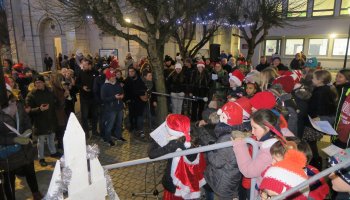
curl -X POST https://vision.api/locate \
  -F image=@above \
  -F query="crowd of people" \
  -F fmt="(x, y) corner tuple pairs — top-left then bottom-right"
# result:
(1, 48), (350, 200)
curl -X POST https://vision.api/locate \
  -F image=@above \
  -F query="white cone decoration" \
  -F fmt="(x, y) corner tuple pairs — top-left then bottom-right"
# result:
(45, 160), (64, 200)
(45, 113), (111, 200)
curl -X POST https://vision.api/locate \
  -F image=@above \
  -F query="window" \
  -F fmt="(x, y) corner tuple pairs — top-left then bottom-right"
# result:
(333, 38), (350, 55)
(287, 0), (307, 17)
(340, 0), (350, 15)
(264, 40), (281, 56)
(308, 39), (328, 56)
(285, 39), (304, 55)
(313, 0), (335, 16)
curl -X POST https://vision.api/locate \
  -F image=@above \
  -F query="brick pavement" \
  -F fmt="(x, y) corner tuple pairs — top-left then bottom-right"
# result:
(15, 131), (166, 200)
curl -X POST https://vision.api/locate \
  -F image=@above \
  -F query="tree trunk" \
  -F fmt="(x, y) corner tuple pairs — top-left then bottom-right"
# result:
(148, 37), (168, 125)
(246, 40), (255, 62)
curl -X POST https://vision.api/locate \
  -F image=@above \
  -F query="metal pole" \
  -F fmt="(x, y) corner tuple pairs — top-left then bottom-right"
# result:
(127, 27), (130, 53)
(344, 23), (350, 69)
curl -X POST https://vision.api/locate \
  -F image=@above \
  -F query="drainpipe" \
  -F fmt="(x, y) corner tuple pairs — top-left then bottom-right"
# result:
(9, 0), (19, 62)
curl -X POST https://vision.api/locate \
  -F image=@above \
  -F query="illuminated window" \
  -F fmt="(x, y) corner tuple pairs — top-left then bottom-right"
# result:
(308, 39), (328, 56)
(333, 38), (350, 55)
(287, 0), (307, 17)
(285, 39), (304, 55)
(313, 0), (335, 16)
(264, 40), (281, 56)
(340, 0), (350, 15)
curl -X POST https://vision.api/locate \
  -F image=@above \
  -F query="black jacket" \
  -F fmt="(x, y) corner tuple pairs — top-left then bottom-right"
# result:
(190, 70), (210, 97)
(255, 63), (270, 72)
(76, 69), (99, 100)
(148, 139), (197, 193)
(166, 71), (186, 93)
(308, 85), (337, 118)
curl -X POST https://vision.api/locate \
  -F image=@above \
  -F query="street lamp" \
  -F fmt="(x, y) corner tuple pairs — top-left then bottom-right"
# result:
(344, 7), (350, 69)
(125, 18), (131, 53)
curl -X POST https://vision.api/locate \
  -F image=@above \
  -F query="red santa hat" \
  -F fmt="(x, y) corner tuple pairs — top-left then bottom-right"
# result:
(165, 114), (191, 148)
(12, 63), (23, 70)
(229, 69), (245, 87)
(235, 97), (252, 120)
(272, 75), (295, 93)
(217, 101), (243, 126)
(196, 61), (205, 68)
(260, 149), (309, 200)
(105, 69), (116, 80)
(249, 91), (276, 110)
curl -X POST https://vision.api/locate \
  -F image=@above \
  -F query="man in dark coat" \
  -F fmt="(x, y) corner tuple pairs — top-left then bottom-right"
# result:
(26, 75), (61, 166)
(255, 56), (270, 72)
(44, 54), (53, 71)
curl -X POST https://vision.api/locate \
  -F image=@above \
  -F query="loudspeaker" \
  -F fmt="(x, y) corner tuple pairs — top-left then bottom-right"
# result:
(210, 44), (220, 62)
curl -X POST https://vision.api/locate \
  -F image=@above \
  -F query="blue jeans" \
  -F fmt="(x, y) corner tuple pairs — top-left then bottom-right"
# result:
(103, 109), (123, 141)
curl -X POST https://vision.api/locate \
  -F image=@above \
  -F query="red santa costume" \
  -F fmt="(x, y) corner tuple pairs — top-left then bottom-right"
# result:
(149, 114), (206, 200)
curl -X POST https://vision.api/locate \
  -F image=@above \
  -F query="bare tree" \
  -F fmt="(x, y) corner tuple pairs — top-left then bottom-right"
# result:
(38, 0), (210, 122)
(224, 0), (307, 61)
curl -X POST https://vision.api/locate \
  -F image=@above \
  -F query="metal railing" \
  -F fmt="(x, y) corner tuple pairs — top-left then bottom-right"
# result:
(103, 138), (259, 200)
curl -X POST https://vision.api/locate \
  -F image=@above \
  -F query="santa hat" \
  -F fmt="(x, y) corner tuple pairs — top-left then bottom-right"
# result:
(105, 69), (116, 80)
(235, 97), (252, 120)
(272, 75), (295, 93)
(260, 149), (309, 200)
(229, 69), (245, 87)
(197, 61), (205, 68)
(165, 114), (191, 148)
(249, 91), (276, 110)
(217, 101), (243, 126)
(109, 59), (119, 69)
(12, 63), (23, 70)
(175, 63), (182, 69)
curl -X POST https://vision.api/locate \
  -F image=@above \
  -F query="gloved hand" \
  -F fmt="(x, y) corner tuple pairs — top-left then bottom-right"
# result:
(13, 137), (30, 145)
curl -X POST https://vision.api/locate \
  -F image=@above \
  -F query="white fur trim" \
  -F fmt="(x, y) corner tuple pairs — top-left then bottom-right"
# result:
(229, 75), (242, 86)
(165, 123), (184, 137)
(171, 152), (205, 199)
(6, 83), (12, 91)
(184, 142), (191, 148)
(217, 109), (223, 115)
(261, 138), (278, 149)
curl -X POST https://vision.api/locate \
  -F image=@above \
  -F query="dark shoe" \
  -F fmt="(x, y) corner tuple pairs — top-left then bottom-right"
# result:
(50, 152), (62, 158)
(32, 192), (43, 200)
(39, 159), (48, 167)
(117, 137), (127, 142)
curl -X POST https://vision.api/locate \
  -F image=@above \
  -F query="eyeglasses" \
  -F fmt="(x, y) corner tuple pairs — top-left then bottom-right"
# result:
(260, 190), (272, 200)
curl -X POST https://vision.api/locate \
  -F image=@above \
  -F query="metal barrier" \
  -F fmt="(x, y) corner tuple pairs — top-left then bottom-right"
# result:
(274, 155), (350, 200)
(103, 138), (259, 200)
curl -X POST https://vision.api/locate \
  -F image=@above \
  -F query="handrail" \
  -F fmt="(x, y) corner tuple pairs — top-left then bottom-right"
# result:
(274, 156), (350, 200)
(103, 138), (259, 200)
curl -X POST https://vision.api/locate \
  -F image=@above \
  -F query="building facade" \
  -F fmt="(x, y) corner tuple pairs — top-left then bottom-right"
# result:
(241, 0), (350, 69)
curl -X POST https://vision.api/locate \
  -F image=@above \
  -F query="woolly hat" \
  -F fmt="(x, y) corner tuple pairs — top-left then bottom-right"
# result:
(305, 57), (318, 68)
(249, 91), (276, 110)
(329, 148), (350, 185)
(229, 69), (245, 87)
(165, 114), (191, 148)
(260, 149), (309, 200)
(217, 101), (243, 126)
(109, 59), (119, 69)
(105, 69), (116, 80)
(235, 97), (252, 120)
(272, 75), (295, 93)
(175, 63), (182, 69)
(197, 61), (205, 68)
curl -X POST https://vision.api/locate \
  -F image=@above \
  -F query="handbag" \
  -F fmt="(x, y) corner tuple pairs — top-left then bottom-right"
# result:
(302, 126), (323, 142)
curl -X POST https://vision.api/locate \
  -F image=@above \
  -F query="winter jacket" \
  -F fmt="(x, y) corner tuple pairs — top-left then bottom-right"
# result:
(233, 133), (277, 187)
(148, 139), (197, 194)
(255, 63), (270, 72)
(76, 69), (99, 100)
(189, 70), (210, 97)
(52, 86), (67, 127)
(308, 85), (337, 119)
(290, 58), (304, 70)
(166, 71), (186, 93)
(306, 165), (329, 200)
(93, 74), (106, 104)
(209, 69), (229, 105)
(26, 87), (57, 135)
(101, 81), (124, 111)
(334, 83), (350, 147)
(0, 102), (35, 171)
(124, 75), (148, 115)
(204, 123), (242, 198)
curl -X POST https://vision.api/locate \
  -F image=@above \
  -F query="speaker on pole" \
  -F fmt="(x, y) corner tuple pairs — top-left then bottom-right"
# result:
(210, 44), (220, 62)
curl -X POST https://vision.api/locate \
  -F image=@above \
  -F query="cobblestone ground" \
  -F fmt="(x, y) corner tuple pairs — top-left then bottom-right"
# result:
(15, 130), (166, 200)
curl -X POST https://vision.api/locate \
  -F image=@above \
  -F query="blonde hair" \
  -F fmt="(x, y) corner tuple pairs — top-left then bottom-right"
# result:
(50, 73), (65, 89)
(260, 67), (278, 91)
